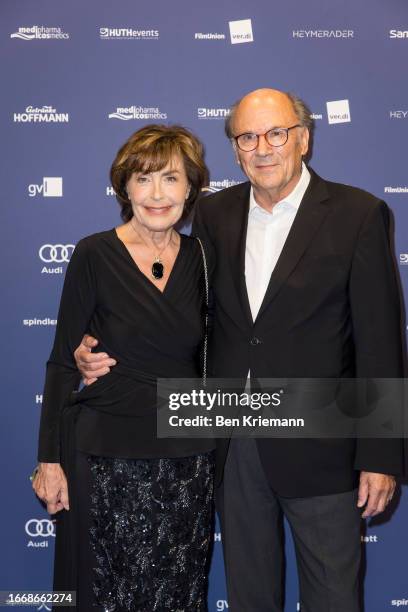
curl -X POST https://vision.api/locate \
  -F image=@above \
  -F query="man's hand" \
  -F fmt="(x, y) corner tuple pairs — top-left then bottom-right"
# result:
(357, 471), (396, 518)
(32, 463), (69, 514)
(74, 334), (117, 385)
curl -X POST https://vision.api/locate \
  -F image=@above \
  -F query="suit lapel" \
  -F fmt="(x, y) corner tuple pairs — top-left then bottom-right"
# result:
(255, 170), (331, 322)
(227, 182), (253, 325)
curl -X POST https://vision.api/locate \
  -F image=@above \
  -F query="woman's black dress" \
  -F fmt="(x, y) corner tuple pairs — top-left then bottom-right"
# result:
(37, 229), (215, 611)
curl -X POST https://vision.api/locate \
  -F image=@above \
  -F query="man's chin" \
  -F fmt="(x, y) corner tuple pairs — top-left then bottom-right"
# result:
(254, 178), (282, 192)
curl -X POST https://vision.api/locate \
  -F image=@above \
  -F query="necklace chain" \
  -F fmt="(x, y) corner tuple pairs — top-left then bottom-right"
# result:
(129, 218), (175, 280)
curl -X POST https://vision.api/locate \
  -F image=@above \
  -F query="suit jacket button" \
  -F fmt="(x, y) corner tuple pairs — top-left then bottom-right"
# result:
(250, 337), (262, 345)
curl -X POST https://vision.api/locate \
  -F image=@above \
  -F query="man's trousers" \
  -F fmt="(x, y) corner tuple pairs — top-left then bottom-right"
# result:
(217, 438), (362, 612)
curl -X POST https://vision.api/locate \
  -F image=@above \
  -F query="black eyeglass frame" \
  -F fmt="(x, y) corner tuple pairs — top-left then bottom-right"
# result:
(234, 124), (302, 151)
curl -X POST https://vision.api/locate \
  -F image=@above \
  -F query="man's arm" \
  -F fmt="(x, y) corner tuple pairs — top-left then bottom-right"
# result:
(74, 335), (117, 384)
(349, 200), (405, 516)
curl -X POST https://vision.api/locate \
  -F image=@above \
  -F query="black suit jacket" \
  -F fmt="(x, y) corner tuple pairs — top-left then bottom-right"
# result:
(193, 168), (405, 497)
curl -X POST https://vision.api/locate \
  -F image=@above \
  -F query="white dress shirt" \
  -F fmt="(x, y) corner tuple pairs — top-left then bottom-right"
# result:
(245, 162), (311, 322)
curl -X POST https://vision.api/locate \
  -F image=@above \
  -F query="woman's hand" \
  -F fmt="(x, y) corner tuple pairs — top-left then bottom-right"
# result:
(32, 463), (70, 514)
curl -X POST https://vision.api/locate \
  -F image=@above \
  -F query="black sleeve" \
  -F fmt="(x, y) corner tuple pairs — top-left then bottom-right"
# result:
(37, 238), (97, 462)
(349, 201), (405, 475)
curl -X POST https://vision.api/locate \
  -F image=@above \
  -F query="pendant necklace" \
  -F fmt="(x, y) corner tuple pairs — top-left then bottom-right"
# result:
(130, 219), (174, 280)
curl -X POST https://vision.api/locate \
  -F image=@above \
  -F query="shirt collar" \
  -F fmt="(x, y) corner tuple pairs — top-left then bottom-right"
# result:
(249, 162), (311, 214)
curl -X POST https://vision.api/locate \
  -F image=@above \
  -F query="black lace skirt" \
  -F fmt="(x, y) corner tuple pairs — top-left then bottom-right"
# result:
(56, 450), (215, 612)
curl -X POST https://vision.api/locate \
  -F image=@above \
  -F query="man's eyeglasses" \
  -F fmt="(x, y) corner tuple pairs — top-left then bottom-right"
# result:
(234, 125), (301, 152)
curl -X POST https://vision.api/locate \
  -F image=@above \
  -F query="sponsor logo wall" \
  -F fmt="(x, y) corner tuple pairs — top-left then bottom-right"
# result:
(2, 1), (407, 610)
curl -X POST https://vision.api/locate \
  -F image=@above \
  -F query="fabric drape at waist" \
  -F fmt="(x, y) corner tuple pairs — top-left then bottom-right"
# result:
(77, 363), (156, 391)
(67, 363), (188, 417)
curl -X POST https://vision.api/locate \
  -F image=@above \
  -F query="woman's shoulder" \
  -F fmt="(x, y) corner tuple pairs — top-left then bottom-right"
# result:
(74, 229), (116, 252)
(66, 230), (116, 268)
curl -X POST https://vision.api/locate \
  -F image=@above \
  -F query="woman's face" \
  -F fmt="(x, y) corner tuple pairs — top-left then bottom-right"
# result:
(127, 154), (190, 233)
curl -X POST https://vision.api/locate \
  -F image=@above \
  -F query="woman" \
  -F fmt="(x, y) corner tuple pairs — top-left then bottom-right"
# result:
(32, 124), (215, 611)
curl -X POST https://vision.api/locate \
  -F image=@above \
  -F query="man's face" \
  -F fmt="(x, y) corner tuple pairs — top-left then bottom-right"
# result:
(231, 91), (309, 201)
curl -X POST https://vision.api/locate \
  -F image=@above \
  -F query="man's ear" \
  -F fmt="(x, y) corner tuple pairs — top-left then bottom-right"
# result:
(232, 140), (241, 165)
(300, 127), (309, 157)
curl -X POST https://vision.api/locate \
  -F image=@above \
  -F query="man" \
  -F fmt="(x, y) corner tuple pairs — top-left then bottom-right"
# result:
(75, 89), (404, 611)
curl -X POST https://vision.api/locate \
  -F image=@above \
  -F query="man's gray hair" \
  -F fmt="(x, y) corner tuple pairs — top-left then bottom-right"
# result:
(224, 91), (314, 139)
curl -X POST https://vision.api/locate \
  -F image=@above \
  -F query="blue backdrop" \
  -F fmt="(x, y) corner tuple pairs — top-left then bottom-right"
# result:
(1, 0), (407, 609)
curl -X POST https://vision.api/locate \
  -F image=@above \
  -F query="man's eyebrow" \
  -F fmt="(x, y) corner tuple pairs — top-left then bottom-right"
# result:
(239, 126), (283, 134)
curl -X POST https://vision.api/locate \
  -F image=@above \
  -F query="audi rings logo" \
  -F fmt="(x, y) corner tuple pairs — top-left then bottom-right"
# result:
(25, 519), (56, 537)
(39, 244), (75, 263)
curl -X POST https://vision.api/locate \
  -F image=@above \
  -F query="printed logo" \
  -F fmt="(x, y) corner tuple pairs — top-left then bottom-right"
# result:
(25, 519), (56, 537)
(108, 105), (167, 120)
(361, 535), (378, 542)
(39, 244), (75, 263)
(99, 27), (159, 40)
(14, 106), (69, 123)
(293, 29), (354, 38)
(384, 186), (408, 194)
(310, 113), (323, 120)
(389, 30), (408, 39)
(197, 108), (230, 119)
(28, 178), (63, 198)
(399, 254), (408, 265)
(202, 179), (242, 193)
(229, 19), (254, 44)
(25, 518), (56, 549)
(10, 26), (70, 40)
(194, 32), (226, 40)
(390, 110), (408, 119)
(326, 99), (351, 124)
(23, 318), (57, 327)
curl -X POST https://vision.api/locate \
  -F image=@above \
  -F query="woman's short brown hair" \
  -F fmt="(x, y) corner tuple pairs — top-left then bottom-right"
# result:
(110, 124), (209, 222)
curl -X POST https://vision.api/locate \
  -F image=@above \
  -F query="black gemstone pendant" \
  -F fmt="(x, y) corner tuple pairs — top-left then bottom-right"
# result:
(152, 261), (164, 279)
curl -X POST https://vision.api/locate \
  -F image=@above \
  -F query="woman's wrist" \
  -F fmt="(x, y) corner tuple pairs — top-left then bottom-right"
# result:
(39, 462), (61, 471)
(30, 462), (61, 481)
